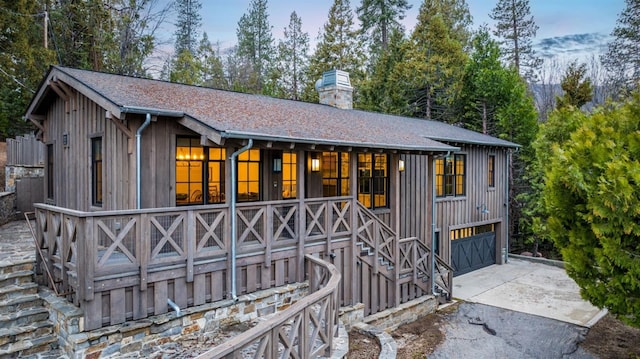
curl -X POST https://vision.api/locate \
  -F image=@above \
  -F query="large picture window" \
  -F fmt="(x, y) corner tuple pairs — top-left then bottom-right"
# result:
(357, 153), (388, 209)
(322, 152), (350, 197)
(91, 137), (103, 206)
(237, 148), (260, 202)
(176, 137), (227, 205)
(436, 154), (466, 197)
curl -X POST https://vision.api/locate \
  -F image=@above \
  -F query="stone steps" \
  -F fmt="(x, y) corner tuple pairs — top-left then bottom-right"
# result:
(0, 258), (58, 358)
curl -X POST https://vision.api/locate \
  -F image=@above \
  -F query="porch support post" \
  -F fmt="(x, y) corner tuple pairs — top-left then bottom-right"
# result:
(297, 149), (306, 283)
(349, 151), (358, 305)
(391, 153), (400, 307)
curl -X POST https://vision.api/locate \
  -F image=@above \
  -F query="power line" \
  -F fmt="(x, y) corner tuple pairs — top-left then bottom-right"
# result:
(0, 66), (35, 93)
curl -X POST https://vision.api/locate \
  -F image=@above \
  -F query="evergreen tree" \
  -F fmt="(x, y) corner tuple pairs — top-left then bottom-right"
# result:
(556, 61), (593, 110)
(490, 0), (542, 80)
(275, 11), (310, 100)
(359, 29), (410, 113)
(357, 0), (411, 55)
(173, 0), (202, 55)
(0, 0), (55, 138)
(457, 26), (511, 134)
(49, 0), (114, 70)
(303, 0), (364, 103)
(198, 33), (227, 89)
(544, 93), (640, 327)
(236, 0), (275, 94)
(402, 0), (470, 121)
(602, 0), (640, 94)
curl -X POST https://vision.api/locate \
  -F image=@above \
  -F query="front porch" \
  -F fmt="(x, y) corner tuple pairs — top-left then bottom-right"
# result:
(30, 196), (452, 331)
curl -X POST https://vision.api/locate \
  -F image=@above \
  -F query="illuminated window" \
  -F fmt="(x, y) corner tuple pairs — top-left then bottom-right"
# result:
(176, 137), (205, 205)
(91, 137), (103, 206)
(450, 224), (495, 240)
(436, 154), (466, 197)
(237, 148), (260, 202)
(282, 151), (296, 199)
(322, 152), (350, 197)
(208, 148), (226, 203)
(357, 153), (388, 209)
(488, 155), (495, 187)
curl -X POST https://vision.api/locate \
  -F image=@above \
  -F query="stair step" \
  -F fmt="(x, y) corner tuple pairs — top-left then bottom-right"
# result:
(0, 320), (53, 347)
(0, 307), (50, 330)
(0, 283), (38, 302)
(0, 293), (43, 315)
(0, 333), (57, 358)
(0, 261), (34, 276)
(0, 270), (34, 287)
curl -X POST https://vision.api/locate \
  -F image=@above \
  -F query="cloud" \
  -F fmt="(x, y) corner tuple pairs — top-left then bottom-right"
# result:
(534, 33), (611, 60)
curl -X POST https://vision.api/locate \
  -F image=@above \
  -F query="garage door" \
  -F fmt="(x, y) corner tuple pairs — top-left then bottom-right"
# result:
(451, 231), (496, 276)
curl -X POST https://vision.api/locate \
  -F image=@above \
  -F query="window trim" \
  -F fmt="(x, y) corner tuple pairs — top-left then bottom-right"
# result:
(488, 154), (496, 188)
(46, 142), (54, 201)
(436, 154), (466, 198)
(321, 151), (350, 197)
(91, 136), (103, 207)
(357, 153), (389, 209)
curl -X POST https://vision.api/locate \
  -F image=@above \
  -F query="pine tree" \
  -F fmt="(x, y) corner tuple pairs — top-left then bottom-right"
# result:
(357, 0), (411, 55)
(236, 0), (275, 94)
(173, 0), (202, 55)
(556, 61), (593, 110)
(303, 0), (364, 103)
(490, 0), (542, 80)
(275, 11), (310, 100)
(402, 0), (470, 121)
(544, 93), (640, 327)
(602, 0), (640, 94)
(0, 0), (55, 138)
(49, 0), (114, 70)
(198, 34), (227, 89)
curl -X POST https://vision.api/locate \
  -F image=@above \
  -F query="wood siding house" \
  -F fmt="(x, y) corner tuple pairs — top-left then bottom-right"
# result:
(24, 66), (517, 330)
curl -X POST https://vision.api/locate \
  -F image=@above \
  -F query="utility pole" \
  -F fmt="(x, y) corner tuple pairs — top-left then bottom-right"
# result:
(43, 4), (48, 49)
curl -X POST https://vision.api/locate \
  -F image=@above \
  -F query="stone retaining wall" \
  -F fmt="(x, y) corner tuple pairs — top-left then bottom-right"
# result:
(0, 192), (16, 225)
(40, 283), (309, 359)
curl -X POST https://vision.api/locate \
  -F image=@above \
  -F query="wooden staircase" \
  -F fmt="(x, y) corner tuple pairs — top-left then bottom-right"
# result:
(0, 259), (59, 358)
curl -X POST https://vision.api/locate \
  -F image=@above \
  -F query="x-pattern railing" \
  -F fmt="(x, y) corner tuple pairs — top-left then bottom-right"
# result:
(150, 214), (185, 259)
(96, 218), (137, 266)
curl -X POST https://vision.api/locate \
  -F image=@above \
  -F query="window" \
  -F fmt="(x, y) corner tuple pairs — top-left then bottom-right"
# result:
(450, 224), (495, 240)
(46, 144), (54, 200)
(176, 137), (205, 205)
(358, 153), (388, 209)
(488, 155), (495, 187)
(282, 151), (296, 199)
(237, 148), (260, 202)
(436, 154), (466, 197)
(322, 152), (350, 197)
(91, 137), (103, 206)
(208, 148), (226, 203)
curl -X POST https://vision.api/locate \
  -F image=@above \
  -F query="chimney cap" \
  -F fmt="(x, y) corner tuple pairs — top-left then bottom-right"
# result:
(319, 69), (352, 89)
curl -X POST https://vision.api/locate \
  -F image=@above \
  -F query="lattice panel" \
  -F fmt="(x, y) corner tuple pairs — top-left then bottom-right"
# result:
(272, 204), (297, 241)
(196, 210), (225, 251)
(237, 207), (265, 247)
(150, 214), (185, 259)
(96, 217), (138, 266)
(331, 200), (351, 235)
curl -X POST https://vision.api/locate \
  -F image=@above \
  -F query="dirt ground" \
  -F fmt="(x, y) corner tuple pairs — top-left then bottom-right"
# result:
(348, 303), (640, 359)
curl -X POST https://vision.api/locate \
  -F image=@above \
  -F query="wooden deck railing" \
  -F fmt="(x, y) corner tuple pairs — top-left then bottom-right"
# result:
(32, 196), (450, 330)
(32, 197), (355, 330)
(195, 254), (341, 359)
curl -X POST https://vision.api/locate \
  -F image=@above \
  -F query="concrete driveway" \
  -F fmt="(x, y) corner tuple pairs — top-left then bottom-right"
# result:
(452, 256), (606, 327)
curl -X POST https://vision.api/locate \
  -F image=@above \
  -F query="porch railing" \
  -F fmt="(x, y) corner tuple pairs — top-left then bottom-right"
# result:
(195, 254), (341, 359)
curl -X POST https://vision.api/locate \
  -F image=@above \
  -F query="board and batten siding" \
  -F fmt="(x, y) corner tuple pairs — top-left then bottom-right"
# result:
(44, 92), (135, 211)
(399, 146), (509, 264)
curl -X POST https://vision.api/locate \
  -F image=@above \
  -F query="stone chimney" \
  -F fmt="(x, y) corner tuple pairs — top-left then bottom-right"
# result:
(315, 69), (353, 110)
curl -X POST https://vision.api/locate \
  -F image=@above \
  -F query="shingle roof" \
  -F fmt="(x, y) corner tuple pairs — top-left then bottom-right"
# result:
(28, 66), (518, 151)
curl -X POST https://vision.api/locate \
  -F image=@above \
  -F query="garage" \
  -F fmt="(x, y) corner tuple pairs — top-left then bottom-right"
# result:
(451, 226), (496, 276)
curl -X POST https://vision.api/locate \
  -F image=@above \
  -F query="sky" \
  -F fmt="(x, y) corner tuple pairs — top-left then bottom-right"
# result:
(174, 0), (626, 61)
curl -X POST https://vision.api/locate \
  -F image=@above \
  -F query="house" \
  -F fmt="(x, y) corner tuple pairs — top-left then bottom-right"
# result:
(24, 66), (517, 332)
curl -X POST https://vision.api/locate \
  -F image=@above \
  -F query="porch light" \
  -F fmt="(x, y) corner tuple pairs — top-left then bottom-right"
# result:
(311, 158), (320, 172)
(273, 157), (282, 173)
(399, 159), (405, 172)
